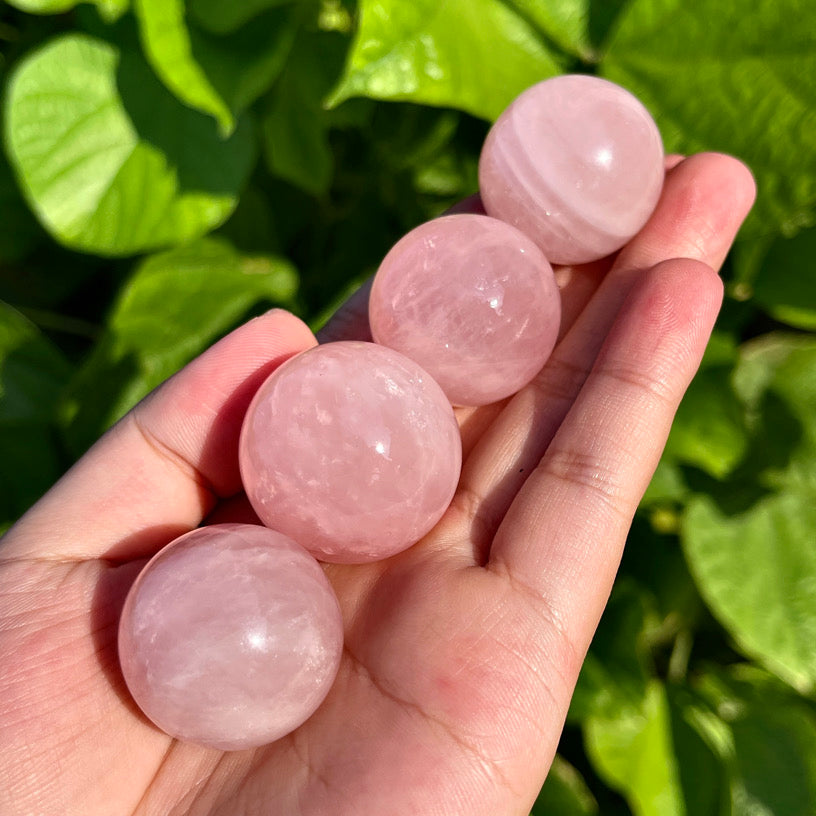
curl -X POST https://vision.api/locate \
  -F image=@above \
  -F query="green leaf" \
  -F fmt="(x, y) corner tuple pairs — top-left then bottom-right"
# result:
(695, 666), (816, 815)
(642, 459), (689, 506)
(663, 328), (747, 485)
(4, 0), (128, 22)
(375, 107), (463, 173)
(187, 0), (295, 35)
(187, 6), (300, 119)
(752, 227), (816, 330)
(569, 579), (652, 722)
(602, 0), (816, 238)
(664, 685), (728, 816)
(683, 490), (816, 693)
(585, 681), (686, 816)
(730, 706), (816, 814)
(728, 234), (777, 292)
(0, 301), (71, 525)
(503, 0), (630, 58)
(622, 518), (706, 636)
(586, 675), (730, 816)
(585, 0), (632, 53)
(3, 0), (75, 10)
(133, 0), (234, 133)
(62, 237), (298, 454)
(731, 335), (816, 492)
(503, 0), (593, 60)
(263, 29), (349, 195)
(4, 33), (255, 256)
(663, 366), (748, 479)
(681, 336), (816, 692)
(327, 0), (562, 121)
(532, 755), (598, 815)
(135, 0), (301, 134)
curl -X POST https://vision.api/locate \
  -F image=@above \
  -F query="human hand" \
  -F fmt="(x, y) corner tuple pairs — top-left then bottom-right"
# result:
(0, 152), (755, 816)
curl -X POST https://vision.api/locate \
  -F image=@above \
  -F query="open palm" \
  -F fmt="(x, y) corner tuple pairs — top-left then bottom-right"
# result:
(0, 153), (754, 816)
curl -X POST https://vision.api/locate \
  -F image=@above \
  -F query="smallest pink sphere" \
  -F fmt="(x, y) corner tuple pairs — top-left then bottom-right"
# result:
(118, 523), (343, 751)
(369, 214), (561, 406)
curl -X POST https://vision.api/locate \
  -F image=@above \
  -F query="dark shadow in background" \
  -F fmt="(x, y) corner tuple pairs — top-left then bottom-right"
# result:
(684, 388), (804, 516)
(113, 24), (254, 198)
(588, 0), (631, 53)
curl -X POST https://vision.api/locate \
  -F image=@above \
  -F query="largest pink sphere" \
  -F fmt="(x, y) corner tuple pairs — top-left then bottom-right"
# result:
(479, 74), (664, 265)
(117, 523), (344, 751)
(240, 341), (462, 563)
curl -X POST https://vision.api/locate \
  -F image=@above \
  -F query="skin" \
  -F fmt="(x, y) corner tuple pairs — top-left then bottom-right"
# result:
(0, 152), (755, 816)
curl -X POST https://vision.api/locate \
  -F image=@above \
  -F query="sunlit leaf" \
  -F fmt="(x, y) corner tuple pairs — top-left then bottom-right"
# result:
(4, 34), (254, 256)
(603, 0), (816, 238)
(684, 490), (816, 693)
(327, 0), (561, 121)
(504, 0), (592, 59)
(134, 0), (234, 133)
(663, 366), (748, 479)
(62, 237), (298, 453)
(585, 681), (686, 816)
(4, 0), (128, 22)
(135, 0), (300, 133)
(682, 336), (816, 691)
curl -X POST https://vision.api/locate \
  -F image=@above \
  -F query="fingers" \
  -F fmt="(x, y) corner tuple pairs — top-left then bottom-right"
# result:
(617, 152), (756, 273)
(449, 152), (755, 561)
(556, 153), (755, 374)
(551, 153), (688, 341)
(487, 258), (723, 647)
(1, 310), (316, 563)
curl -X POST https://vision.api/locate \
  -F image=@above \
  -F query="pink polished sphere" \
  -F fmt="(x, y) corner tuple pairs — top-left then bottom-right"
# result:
(240, 341), (462, 563)
(479, 74), (664, 265)
(369, 214), (561, 406)
(118, 524), (343, 751)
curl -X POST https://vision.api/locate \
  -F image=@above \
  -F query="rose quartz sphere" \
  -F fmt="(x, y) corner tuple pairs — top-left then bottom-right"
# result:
(118, 524), (343, 751)
(369, 214), (561, 406)
(479, 74), (664, 265)
(240, 341), (461, 563)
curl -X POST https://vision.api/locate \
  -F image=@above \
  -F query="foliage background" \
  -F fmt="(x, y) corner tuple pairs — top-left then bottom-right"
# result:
(1, 0), (815, 812)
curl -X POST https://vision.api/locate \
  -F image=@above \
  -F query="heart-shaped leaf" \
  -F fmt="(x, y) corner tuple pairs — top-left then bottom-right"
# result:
(602, 0), (816, 238)
(683, 336), (816, 691)
(327, 0), (562, 121)
(4, 34), (255, 256)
